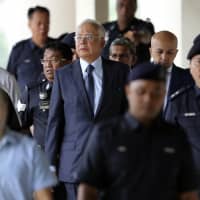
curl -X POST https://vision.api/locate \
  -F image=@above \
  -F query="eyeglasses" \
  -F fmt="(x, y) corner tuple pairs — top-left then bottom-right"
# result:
(110, 53), (130, 59)
(74, 34), (101, 42)
(40, 58), (66, 65)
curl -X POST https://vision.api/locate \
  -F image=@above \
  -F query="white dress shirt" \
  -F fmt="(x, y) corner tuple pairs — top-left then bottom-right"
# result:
(80, 57), (103, 114)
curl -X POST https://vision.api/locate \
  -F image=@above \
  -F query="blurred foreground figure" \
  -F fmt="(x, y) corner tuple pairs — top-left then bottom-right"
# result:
(0, 87), (57, 200)
(77, 62), (198, 200)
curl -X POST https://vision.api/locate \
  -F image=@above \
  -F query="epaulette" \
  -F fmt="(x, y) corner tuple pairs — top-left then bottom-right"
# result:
(170, 85), (193, 100)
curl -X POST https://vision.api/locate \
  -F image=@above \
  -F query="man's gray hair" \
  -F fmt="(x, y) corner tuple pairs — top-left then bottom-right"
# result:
(76, 19), (105, 38)
(110, 37), (136, 56)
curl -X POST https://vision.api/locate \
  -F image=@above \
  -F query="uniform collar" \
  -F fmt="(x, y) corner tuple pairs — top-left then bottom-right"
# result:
(29, 37), (53, 50)
(124, 112), (141, 130)
(114, 17), (140, 33)
(124, 112), (163, 132)
(29, 39), (39, 50)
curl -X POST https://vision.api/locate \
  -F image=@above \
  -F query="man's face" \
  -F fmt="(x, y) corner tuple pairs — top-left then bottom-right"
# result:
(116, 0), (136, 22)
(126, 80), (165, 124)
(189, 54), (200, 87)
(150, 38), (178, 68)
(42, 49), (68, 82)
(28, 11), (49, 40)
(75, 23), (105, 63)
(109, 45), (135, 67)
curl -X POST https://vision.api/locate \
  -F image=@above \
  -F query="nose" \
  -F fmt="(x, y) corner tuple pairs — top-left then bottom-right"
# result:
(161, 53), (168, 61)
(115, 56), (121, 62)
(45, 60), (52, 67)
(79, 37), (87, 44)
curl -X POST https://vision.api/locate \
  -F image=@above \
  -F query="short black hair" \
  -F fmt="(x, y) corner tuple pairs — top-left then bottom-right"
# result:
(44, 41), (73, 61)
(27, 6), (49, 19)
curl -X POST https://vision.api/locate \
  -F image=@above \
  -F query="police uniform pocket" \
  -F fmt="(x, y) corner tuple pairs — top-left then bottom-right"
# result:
(177, 114), (199, 128)
(177, 114), (200, 144)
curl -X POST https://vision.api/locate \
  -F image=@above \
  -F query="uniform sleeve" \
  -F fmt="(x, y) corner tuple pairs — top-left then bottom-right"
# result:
(7, 45), (19, 78)
(32, 143), (58, 191)
(0, 70), (21, 109)
(177, 130), (198, 192)
(45, 71), (65, 165)
(77, 125), (108, 189)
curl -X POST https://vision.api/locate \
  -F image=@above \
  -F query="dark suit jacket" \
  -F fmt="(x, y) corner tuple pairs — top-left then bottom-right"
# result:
(164, 64), (193, 113)
(168, 64), (193, 97)
(45, 58), (129, 183)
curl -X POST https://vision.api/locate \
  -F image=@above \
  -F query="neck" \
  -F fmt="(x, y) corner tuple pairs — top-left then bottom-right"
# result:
(129, 110), (153, 127)
(81, 56), (100, 64)
(32, 36), (47, 48)
(117, 18), (132, 31)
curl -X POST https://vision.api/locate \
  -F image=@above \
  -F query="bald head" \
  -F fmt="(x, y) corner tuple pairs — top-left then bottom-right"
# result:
(151, 31), (177, 45)
(150, 31), (178, 68)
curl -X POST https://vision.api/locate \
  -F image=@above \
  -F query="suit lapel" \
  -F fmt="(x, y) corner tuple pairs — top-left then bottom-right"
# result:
(168, 64), (175, 96)
(72, 60), (94, 117)
(95, 59), (112, 118)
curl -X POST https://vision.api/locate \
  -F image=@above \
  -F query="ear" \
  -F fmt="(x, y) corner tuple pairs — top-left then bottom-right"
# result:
(175, 49), (178, 56)
(188, 60), (192, 74)
(101, 38), (105, 48)
(28, 20), (31, 29)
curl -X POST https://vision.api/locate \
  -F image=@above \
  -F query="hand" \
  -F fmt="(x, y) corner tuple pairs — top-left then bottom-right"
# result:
(123, 30), (151, 45)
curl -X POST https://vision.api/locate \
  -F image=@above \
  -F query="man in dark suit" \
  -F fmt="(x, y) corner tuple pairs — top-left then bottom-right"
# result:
(149, 31), (193, 110)
(45, 19), (129, 200)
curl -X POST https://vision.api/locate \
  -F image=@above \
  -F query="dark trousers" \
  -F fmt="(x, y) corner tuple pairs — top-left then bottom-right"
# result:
(53, 182), (66, 200)
(64, 183), (78, 200)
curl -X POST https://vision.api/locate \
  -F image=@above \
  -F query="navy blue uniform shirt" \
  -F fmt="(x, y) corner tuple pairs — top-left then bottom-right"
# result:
(77, 113), (197, 200)
(19, 73), (52, 148)
(165, 84), (200, 172)
(102, 17), (155, 64)
(7, 37), (55, 92)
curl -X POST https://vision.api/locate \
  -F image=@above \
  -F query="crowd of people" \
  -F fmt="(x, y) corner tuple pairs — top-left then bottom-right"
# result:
(1, 0), (200, 199)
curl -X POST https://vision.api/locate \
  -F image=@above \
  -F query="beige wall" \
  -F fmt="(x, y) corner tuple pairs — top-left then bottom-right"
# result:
(182, 0), (200, 67)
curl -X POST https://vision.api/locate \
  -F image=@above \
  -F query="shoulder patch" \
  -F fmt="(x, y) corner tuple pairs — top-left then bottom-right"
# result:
(170, 85), (193, 100)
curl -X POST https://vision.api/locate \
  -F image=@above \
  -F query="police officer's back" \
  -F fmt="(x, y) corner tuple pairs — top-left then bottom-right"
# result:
(77, 62), (198, 200)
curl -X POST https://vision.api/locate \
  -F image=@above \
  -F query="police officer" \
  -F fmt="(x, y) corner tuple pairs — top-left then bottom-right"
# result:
(102, 0), (154, 64)
(7, 6), (55, 93)
(77, 62), (198, 200)
(18, 41), (73, 148)
(165, 37), (200, 196)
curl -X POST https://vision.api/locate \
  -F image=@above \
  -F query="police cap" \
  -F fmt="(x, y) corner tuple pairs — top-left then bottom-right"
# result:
(127, 62), (167, 83)
(187, 40), (200, 60)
